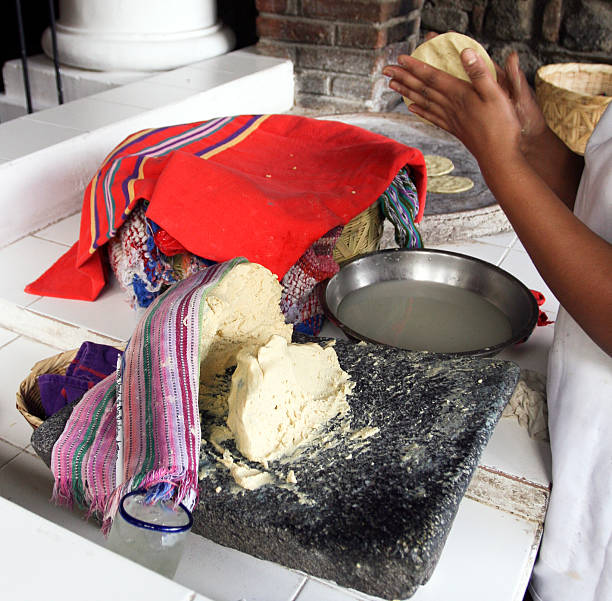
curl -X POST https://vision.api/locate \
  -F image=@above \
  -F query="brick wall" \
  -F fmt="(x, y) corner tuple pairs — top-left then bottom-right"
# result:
(420, 0), (612, 83)
(255, 0), (611, 111)
(255, 0), (423, 112)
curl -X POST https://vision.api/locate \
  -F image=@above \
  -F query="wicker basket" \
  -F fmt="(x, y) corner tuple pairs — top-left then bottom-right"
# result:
(16, 349), (79, 430)
(333, 202), (384, 265)
(535, 63), (612, 155)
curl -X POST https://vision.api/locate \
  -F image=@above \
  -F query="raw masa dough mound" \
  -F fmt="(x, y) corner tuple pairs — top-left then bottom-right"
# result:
(227, 335), (354, 463)
(404, 33), (497, 114)
(198, 262), (293, 414)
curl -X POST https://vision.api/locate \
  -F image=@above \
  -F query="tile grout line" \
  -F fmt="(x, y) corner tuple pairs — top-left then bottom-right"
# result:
(288, 576), (308, 601)
(496, 234), (519, 267)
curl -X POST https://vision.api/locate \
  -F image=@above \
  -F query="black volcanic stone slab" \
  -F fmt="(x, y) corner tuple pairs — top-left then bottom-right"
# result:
(32, 334), (519, 599)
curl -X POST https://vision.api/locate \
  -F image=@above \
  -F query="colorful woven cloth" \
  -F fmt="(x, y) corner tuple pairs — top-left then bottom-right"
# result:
(25, 114), (426, 302)
(38, 342), (122, 417)
(107, 202), (214, 308)
(52, 259), (246, 530)
(106, 165), (422, 334)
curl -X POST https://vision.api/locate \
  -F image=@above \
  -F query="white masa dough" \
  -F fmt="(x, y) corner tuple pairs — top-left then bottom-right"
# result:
(198, 262), (293, 415)
(227, 335), (354, 463)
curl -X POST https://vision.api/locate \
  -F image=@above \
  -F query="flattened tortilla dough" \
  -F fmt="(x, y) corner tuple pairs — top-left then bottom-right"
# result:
(424, 154), (455, 177)
(428, 175), (474, 194)
(404, 33), (497, 117)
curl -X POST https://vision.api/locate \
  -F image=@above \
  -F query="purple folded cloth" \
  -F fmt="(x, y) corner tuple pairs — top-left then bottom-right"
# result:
(38, 342), (122, 418)
(66, 341), (122, 380)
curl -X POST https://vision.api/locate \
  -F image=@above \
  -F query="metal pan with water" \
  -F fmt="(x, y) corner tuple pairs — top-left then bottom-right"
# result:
(323, 249), (539, 357)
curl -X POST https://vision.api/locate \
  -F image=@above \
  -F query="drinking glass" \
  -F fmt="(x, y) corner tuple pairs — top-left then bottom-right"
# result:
(106, 489), (193, 579)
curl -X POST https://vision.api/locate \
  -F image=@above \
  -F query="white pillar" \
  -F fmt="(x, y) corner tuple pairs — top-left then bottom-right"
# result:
(41, 0), (235, 72)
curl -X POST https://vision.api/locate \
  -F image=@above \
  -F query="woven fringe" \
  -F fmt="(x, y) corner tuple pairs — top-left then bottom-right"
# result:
(379, 166), (423, 249)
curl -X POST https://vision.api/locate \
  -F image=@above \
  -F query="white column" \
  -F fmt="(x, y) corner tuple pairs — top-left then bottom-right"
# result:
(41, 0), (235, 72)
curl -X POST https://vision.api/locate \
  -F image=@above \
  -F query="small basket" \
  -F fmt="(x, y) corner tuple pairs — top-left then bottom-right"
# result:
(16, 349), (78, 430)
(535, 63), (612, 155)
(333, 202), (384, 265)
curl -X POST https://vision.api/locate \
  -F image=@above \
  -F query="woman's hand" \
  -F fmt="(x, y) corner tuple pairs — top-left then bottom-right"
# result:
(383, 48), (583, 207)
(494, 51), (548, 152)
(383, 49), (524, 171)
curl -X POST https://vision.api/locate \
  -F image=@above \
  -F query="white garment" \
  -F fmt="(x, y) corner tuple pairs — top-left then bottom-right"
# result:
(531, 105), (612, 601)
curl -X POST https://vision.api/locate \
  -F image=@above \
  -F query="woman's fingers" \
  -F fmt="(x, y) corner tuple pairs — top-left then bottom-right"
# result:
(383, 63), (450, 113)
(459, 48), (498, 97)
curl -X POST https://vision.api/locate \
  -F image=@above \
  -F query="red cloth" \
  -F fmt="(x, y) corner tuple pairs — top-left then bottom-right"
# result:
(25, 114), (426, 301)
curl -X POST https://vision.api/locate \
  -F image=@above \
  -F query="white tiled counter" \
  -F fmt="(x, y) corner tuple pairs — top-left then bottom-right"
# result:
(0, 222), (553, 601)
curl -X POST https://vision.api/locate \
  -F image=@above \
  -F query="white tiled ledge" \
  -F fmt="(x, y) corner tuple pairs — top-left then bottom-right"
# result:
(0, 48), (294, 246)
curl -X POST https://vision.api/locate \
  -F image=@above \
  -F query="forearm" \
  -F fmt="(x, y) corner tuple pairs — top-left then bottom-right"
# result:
(520, 126), (584, 210)
(481, 154), (612, 355)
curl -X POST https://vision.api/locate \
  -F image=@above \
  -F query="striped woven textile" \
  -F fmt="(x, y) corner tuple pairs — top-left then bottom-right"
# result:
(51, 258), (246, 530)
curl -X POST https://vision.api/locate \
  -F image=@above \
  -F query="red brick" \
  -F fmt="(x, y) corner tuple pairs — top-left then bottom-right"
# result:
(302, 0), (423, 24)
(257, 15), (335, 45)
(295, 92), (365, 113)
(297, 45), (384, 76)
(255, 39), (297, 62)
(295, 69), (331, 95)
(330, 74), (375, 99)
(542, 0), (562, 43)
(255, 0), (289, 14)
(336, 15), (421, 49)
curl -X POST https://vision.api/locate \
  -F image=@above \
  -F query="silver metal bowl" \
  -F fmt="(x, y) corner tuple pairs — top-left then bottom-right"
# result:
(323, 248), (539, 357)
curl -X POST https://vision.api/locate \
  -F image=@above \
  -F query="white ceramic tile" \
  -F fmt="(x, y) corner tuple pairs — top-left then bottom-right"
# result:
(94, 81), (194, 109)
(23, 444), (38, 457)
(497, 317), (556, 376)
(174, 533), (305, 601)
(33, 212), (81, 246)
(0, 439), (22, 468)
(196, 49), (291, 77)
(412, 497), (538, 601)
(474, 230), (518, 249)
(27, 97), (145, 131)
(481, 418), (552, 487)
(0, 117), (82, 160)
(0, 146), (90, 245)
(428, 240), (509, 266)
(28, 276), (141, 342)
(296, 578), (367, 601)
(0, 326), (18, 348)
(0, 236), (69, 307)
(151, 66), (238, 91)
(0, 444), (103, 540)
(294, 497), (538, 601)
(0, 336), (60, 449)
(1, 497), (199, 601)
(499, 249), (560, 315)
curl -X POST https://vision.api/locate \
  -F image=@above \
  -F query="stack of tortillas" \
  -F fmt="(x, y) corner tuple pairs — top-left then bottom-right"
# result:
(405, 33), (497, 194)
(424, 154), (474, 194)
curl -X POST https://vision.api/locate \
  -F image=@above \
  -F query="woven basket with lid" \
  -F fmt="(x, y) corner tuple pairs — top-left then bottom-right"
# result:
(535, 63), (612, 155)
(333, 202), (384, 265)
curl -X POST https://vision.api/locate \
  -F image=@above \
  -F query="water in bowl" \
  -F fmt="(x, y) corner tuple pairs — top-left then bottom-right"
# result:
(336, 279), (512, 353)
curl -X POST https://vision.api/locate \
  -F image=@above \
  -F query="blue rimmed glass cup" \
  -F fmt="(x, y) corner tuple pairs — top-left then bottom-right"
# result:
(106, 489), (193, 579)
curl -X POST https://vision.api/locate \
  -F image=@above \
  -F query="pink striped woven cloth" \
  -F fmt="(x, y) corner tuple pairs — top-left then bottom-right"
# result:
(51, 258), (246, 530)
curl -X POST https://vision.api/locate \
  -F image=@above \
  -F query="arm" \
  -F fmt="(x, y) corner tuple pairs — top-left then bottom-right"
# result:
(383, 50), (612, 355)
(495, 52), (584, 209)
